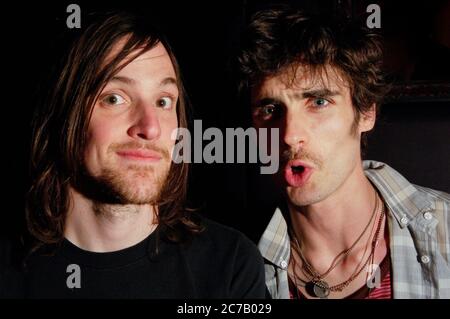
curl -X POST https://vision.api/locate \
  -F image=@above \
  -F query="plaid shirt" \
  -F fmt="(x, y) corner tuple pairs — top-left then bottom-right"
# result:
(258, 160), (450, 299)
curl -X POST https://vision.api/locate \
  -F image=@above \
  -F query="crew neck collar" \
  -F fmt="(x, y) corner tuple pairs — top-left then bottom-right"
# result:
(60, 227), (162, 269)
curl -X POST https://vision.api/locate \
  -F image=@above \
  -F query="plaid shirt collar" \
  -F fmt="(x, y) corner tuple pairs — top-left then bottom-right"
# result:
(258, 160), (434, 269)
(364, 161), (434, 228)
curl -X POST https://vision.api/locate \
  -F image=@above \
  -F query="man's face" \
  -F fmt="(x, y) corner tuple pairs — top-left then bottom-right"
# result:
(252, 66), (375, 207)
(83, 42), (178, 205)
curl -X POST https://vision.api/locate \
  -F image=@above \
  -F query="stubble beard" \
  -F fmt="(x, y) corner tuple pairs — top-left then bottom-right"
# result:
(74, 158), (170, 208)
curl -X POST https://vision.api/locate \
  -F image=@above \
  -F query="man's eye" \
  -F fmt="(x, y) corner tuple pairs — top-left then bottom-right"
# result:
(102, 94), (126, 106)
(260, 104), (277, 118)
(253, 104), (279, 121)
(157, 96), (174, 109)
(312, 98), (329, 108)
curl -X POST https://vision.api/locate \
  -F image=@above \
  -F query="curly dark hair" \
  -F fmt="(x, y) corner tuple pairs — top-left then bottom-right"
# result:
(237, 6), (388, 145)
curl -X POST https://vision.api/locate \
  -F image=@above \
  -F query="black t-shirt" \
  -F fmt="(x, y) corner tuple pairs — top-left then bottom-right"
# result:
(18, 218), (266, 299)
(0, 237), (25, 298)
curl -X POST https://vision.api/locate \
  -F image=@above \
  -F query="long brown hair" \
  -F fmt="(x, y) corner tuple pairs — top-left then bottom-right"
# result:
(27, 11), (201, 251)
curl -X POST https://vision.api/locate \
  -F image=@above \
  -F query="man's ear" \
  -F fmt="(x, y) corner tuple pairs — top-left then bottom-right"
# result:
(359, 104), (376, 133)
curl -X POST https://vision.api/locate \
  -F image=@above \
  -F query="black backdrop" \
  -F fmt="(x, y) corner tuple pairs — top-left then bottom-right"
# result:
(2, 0), (449, 243)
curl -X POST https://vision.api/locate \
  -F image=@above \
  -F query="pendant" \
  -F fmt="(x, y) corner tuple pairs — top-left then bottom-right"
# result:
(306, 280), (330, 298)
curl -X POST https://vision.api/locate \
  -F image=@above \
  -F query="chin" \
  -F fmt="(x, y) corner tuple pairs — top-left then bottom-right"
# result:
(117, 185), (161, 205)
(288, 195), (318, 207)
(106, 172), (165, 205)
(286, 185), (325, 207)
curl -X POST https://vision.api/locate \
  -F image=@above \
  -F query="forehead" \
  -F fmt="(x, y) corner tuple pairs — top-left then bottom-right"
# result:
(255, 64), (349, 96)
(104, 38), (176, 78)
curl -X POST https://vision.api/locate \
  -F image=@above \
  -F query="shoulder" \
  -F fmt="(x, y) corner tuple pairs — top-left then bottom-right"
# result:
(200, 217), (252, 241)
(191, 216), (261, 257)
(182, 216), (266, 298)
(364, 160), (450, 213)
(0, 237), (25, 297)
(414, 185), (450, 204)
(0, 237), (25, 270)
(414, 185), (450, 229)
(174, 215), (264, 270)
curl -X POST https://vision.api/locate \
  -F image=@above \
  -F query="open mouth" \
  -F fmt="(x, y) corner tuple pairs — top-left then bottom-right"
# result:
(284, 161), (313, 187)
(291, 165), (306, 174)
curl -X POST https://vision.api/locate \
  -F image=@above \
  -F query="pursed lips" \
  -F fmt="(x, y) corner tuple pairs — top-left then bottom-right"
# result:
(283, 159), (314, 187)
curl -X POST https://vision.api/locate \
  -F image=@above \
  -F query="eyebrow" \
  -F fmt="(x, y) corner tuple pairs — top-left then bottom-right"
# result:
(110, 76), (178, 88)
(256, 88), (340, 103)
(295, 88), (340, 99)
(253, 88), (341, 109)
(302, 88), (341, 98)
(111, 76), (136, 85)
(160, 77), (177, 88)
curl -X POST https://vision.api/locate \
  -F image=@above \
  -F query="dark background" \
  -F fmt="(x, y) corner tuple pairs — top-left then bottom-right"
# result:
(2, 0), (449, 243)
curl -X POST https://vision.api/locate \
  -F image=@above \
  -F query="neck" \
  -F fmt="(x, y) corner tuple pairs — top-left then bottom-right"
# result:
(288, 163), (378, 270)
(65, 187), (157, 252)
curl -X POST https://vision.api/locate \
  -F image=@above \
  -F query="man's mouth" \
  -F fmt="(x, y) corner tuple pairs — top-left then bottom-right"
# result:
(284, 160), (313, 187)
(116, 149), (162, 162)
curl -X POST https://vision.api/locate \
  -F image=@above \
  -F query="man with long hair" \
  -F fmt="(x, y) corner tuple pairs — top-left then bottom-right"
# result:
(238, 6), (450, 299)
(19, 11), (265, 298)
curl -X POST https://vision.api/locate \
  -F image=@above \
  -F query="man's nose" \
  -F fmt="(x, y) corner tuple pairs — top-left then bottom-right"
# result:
(282, 109), (308, 148)
(127, 103), (161, 141)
